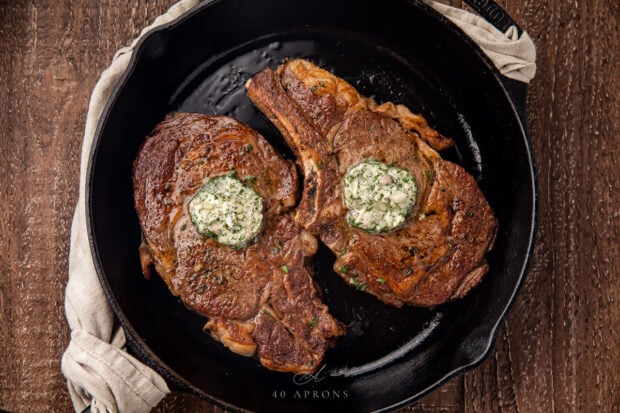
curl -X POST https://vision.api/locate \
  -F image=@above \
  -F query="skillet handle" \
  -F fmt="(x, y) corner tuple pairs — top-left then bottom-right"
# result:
(461, 0), (522, 35)
(461, 0), (528, 116)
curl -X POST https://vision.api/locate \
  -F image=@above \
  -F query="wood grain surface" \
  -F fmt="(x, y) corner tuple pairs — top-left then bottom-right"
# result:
(0, 0), (618, 412)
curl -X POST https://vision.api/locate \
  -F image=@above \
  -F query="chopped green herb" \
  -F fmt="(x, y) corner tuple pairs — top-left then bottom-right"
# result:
(244, 144), (253, 154)
(203, 229), (217, 239)
(349, 278), (367, 291)
(340, 264), (349, 274)
(272, 240), (282, 254)
(424, 170), (433, 180)
(180, 223), (187, 231)
(310, 84), (318, 92)
(339, 247), (347, 256)
(281, 265), (289, 273)
(309, 317), (319, 328)
(376, 277), (387, 284)
(244, 175), (256, 183)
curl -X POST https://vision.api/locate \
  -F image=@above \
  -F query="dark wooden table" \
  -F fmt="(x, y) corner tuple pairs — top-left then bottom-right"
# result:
(1, 1), (618, 411)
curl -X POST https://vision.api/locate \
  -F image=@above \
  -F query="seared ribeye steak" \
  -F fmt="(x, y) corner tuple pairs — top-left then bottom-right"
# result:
(246, 59), (497, 307)
(133, 112), (343, 373)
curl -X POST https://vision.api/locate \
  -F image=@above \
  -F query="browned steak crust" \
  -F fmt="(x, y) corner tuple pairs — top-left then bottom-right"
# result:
(133, 113), (343, 373)
(246, 59), (498, 307)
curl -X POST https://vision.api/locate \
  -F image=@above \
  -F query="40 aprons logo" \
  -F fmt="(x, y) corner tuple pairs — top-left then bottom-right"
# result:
(271, 365), (350, 400)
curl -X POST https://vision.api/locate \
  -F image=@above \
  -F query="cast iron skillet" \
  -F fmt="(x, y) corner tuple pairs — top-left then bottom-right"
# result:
(86, 0), (537, 411)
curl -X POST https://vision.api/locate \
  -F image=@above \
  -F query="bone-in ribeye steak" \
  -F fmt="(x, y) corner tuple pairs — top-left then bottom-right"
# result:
(246, 59), (498, 307)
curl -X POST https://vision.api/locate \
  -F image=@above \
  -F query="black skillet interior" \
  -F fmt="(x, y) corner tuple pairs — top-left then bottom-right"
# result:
(87, 0), (536, 411)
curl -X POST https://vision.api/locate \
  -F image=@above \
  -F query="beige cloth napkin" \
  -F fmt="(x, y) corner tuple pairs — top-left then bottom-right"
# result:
(61, 1), (536, 412)
(426, 0), (536, 82)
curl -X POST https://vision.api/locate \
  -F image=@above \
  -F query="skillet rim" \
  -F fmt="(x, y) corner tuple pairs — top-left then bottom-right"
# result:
(85, 0), (538, 411)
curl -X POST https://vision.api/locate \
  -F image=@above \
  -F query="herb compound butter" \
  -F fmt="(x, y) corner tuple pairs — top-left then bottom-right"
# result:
(189, 173), (263, 248)
(343, 160), (417, 234)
